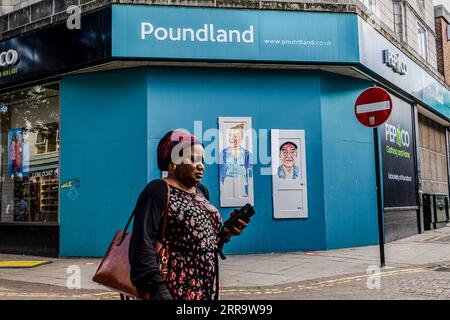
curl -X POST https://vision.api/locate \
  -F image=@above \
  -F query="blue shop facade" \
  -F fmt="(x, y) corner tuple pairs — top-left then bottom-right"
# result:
(0, 5), (448, 257)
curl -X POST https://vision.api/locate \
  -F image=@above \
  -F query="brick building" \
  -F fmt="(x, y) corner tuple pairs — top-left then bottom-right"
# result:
(435, 4), (450, 86)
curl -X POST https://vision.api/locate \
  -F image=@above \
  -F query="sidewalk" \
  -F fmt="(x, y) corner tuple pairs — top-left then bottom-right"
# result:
(0, 226), (449, 291)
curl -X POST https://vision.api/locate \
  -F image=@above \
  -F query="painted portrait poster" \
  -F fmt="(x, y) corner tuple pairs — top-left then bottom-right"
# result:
(218, 117), (254, 207)
(277, 140), (301, 180)
(271, 130), (308, 219)
(8, 128), (29, 179)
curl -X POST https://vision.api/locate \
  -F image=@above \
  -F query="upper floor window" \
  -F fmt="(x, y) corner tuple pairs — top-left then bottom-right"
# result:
(417, 0), (425, 10)
(417, 23), (428, 61)
(393, 1), (406, 41)
(361, 0), (376, 13)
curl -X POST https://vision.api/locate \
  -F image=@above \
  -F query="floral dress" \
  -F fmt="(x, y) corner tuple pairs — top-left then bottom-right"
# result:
(164, 186), (223, 300)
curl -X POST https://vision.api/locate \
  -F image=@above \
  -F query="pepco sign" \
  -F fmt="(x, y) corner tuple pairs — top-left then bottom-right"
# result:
(385, 123), (410, 148)
(0, 49), (19, 68)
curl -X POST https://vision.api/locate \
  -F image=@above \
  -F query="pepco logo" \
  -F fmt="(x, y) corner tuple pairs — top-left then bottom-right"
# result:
(383, 49), (407, 75)
(385, 123), (410, 148)
(0, 49), (19, 68)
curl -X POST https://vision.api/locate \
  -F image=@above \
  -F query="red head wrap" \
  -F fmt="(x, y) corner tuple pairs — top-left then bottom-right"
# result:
(157, 130), (202, 171)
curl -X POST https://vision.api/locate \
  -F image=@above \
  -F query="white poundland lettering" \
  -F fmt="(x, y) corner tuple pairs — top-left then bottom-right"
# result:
(141, 22), (254, 44)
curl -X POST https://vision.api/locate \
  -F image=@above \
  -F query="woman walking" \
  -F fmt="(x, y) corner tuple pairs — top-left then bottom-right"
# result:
(129, 130), (249, 300)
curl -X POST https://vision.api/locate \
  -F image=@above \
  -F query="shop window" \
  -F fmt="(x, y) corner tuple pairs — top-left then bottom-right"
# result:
(0, 83), (59, 224)
(417, 23), (428, 62)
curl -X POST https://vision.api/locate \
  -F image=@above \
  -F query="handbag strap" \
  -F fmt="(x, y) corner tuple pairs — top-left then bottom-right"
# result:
(118, 180), (171, 245)
(160, 180), (171, 244)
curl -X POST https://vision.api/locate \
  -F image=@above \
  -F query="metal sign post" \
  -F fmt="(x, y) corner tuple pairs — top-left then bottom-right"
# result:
(373, 127), (385, 268)
(355, 86), (393, 268)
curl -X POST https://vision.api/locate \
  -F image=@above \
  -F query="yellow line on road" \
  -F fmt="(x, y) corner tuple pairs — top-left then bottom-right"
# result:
(222, 267), (428, 296)
(0, 267), (431, 299)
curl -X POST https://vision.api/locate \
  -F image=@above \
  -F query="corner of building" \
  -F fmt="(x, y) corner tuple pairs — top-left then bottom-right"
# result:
(59, 67), (149, 257)
(319, 72), (379, 250)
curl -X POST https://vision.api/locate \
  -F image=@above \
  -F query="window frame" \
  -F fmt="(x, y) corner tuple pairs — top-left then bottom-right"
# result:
(393, 0), (407, 42)
(417, 22), (428, 62)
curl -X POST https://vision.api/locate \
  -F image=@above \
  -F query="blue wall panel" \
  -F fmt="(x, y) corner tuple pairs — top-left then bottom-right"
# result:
(59, 66), (380, 256)
(146, 67), (326, 254)
(60, 68), (148, 256)
(320, 74), (379, 249)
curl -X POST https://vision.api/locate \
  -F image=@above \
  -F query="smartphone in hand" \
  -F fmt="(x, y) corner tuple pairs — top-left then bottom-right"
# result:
(223, 203), (255, 230)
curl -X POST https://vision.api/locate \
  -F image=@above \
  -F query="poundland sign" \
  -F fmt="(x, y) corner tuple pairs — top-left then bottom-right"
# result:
(113, 5), (360, 63)
(141, 23), (255, 43)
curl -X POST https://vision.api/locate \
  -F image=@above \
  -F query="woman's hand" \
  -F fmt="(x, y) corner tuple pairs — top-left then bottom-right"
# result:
(230, 218), (249, 236)
(222, 218), (250, 241)
(221, 208), (252, 242)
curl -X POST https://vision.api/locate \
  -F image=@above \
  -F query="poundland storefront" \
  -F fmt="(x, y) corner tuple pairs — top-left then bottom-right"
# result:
(0, 5), (448, 257)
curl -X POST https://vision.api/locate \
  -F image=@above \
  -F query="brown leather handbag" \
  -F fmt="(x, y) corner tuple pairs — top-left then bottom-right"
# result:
(92, 182), (171, 300)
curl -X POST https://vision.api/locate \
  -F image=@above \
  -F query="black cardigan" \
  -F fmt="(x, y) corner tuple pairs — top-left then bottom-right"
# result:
(128, 179), (211, 299)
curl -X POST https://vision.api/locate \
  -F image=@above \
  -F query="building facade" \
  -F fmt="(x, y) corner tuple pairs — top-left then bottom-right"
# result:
(0, 0), (448, 257)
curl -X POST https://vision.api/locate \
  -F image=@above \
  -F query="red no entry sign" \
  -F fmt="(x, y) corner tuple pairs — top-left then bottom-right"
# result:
(355, 87), (392, 128)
